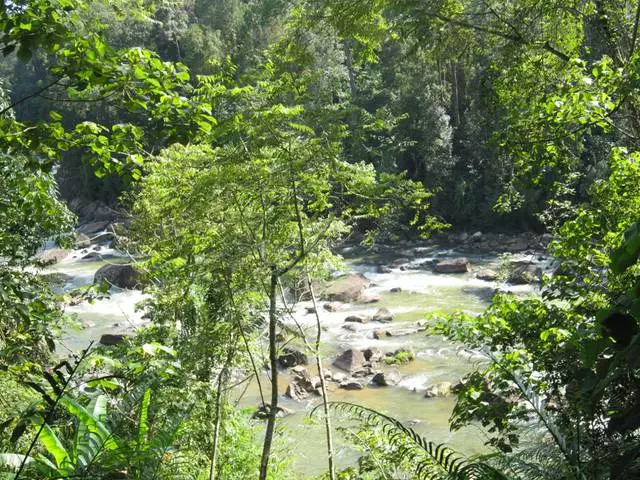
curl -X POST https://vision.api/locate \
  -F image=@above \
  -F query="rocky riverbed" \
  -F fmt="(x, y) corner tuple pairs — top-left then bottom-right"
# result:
(39, 225), (552, 476)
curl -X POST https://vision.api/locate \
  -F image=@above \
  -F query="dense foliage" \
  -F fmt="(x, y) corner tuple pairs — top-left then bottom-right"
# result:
(1, 0), (640, 479)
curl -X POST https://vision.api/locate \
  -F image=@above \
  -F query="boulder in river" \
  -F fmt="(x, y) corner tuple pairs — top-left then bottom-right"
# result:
(278, 347), (308, 368)
(323, 302), (341, 312)
(39, 272), (73, 286)
(384, 348), (415, 365)
(339, 380), (364, 390)
(424, 381), (453, 398)
(434, 258), (470, 273)
(322, 273), (370, 303)
(74, 233), (91, 249)
(99, 333), (130, 346)
(344, 314), (371, 324)
(360, 296), (380, 304)
(363, 347), (383, 363)
(76, 220), (110, 236)
(94, 264), (142, 289)
(285, 381), (309, 401)
(373, 329), (390, 339)
(37, 248), (69, 265)
(252, 404), (294, 420)
(372, 371), (401, 387)
(475, 269), (498, 281)
(508, 262), (542, 284)
(373, 308), (394, 323)
(333, 349), (366, 373)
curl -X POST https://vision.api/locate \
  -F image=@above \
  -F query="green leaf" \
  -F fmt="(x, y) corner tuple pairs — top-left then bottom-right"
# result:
(33, 419), (70, 471)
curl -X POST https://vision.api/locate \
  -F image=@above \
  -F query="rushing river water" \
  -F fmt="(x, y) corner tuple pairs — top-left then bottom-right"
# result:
(44, 239), (545, 477)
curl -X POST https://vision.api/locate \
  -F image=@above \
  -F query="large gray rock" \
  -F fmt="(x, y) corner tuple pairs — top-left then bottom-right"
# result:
(323, 302), (341, 312)
(333, 349), (366, 373)
(37, 248), (69, 265)
(434, 258), (470, 273)
(363, 347), (383, 363)
(475, 269), (498, 281)
(508, 262), (542, 284)
(372, 371), (401, 387)
(373, 308), (394, 323)
(74, 233), (91, 249)
(344, 314), (371, 324)
(99, 333), (129, 346)
(94, 264), (142, 289)
(339, 380), (364, 390)
(278, 347), (308, 368)
(76, 220), (110, 236)
(252, 404), (294, 420)
(322, 274), (370, 303)
(424, 381), (453, 398)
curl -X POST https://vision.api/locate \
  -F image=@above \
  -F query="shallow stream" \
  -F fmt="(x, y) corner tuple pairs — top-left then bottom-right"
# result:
(44, 240), (545, 477)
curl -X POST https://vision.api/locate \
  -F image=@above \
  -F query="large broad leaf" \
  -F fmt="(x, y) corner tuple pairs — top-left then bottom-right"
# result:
(75, 394), (109, 467)
(34, 420), (70, 472)
(611, 220), (640, 274)
(137, 388), (151, 449)
(60, 395), (118, 458)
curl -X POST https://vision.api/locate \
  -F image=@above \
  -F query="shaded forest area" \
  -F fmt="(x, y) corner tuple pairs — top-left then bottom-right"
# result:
(1, 0), (597, 231)
(2, 1), (640, 479)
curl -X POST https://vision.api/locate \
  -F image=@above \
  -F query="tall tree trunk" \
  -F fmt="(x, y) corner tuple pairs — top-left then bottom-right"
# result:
(343, 40), (357, 99)
(306, 274), (335, 480)
(208, 359), (229, 480)
(259, 268), (279, 480)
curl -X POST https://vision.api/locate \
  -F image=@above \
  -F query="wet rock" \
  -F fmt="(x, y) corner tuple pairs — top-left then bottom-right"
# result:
(332, 372), (347, 383)
(305, 306), (317, 314)
(361, 296), (380, 304)
(322, 273), (370, 303)
(333, 349), (366, 373)
(286, 381), (309, 401)
(470, 231), (483, 242)
(508, 262), (542, 284)
(76, 220), (110, 236)
(99, 333), (129, 346)
(384, 348), (415, 365)
(74, 233), (91, 249)
(94, 264), (142, 289)
(475, 269), (498, 282)
(339, 380), (364, 390)
(252, 404), (294, 420)
(424, 381), (453, 398)
(391, 257), (411, 267)
(344, 314), (371, 324)
(371, 371), (400, 387)
(385, 327), (423, 337)
(37, 248), (70, 265)
(39, 272), (73, 286)
(377, 265), (393, 274)
(82, 321), (96, 329)
(352, 367), (374, 377)
(373, 329), (390, 339)
(389, 287), (402, 293)
(323, 302), (341, 312)
(278, 347), (308, 368)
(342, 323), (361, 332)
(323, 369), (333, 380)
(373, 308), (394, 323)
(363, 347), (383, 363)
(434, 258), (470, 273)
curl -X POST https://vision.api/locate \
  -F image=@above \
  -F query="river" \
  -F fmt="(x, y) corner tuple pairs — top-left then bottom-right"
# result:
(44, 239), (546, 477)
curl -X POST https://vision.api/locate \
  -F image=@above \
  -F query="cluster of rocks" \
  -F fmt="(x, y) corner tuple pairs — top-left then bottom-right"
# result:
(343, 307), (394, 325)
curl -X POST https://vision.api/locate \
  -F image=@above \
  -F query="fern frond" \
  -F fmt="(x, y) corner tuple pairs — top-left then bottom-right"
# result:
(315, 401), (510, 480)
